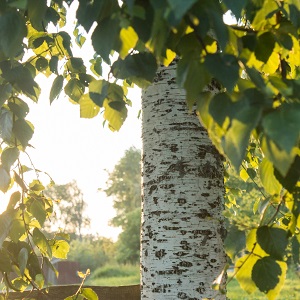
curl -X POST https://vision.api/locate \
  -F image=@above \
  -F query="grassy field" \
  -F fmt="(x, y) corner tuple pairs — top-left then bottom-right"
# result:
(87, 265), (300, 299)
(227, 271), (300, 300)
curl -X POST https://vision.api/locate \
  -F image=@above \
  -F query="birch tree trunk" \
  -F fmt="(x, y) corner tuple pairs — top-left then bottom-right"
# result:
(141, 61), (227, 299)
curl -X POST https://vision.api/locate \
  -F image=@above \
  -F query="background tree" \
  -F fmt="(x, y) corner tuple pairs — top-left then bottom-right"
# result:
(104, 147), (141, 264)
(45, 180), (90, 240)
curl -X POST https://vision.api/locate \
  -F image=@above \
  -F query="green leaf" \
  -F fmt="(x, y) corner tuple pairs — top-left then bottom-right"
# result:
(12, 119), (34, 148)
(81, 288), (98, 300)
(32, 228), (52, 258)
(254, 32), (276, 63)
(256, 226), (289, 260)
(0, 166), (11, 192)
(223, 0), (247, 19)
(0, 248), (12, 272)
(235, 253), (259, 294)
(1, 147), (19, 171)
(252, 257), (281, 293)
(2, 64), (40, 101)
(274, 155), (300, 192)
(0, 11), (27, 58)
(0, 83), (12, 107)
(66, 57), (86, 73)
(166, 0), (197, 26)
(9, 219), (26, 243)
(0, 210), (14, 248)
(0, 108), (13, 141)
(205, 54), (239, 92)
(209, 93), (233, 127)
(178, 58), (211, 110)
(261, 135), (297, 177)
(89, 80), (109, 107)
(112, 52), (157, 88)
(30, 200), (46, 227)
(90, 57), (102, 77)
(260, 158), (282, 195)
(7, 0), (28, 10)
(55, 31), (72, 57)
(7, 191), (21, 210)
(50, 239), (70, 259)
(64, 78), (85, 102)
(7, 97), (29, 119)
(225, 225), (246, 260)
(18, 247), (28, 276)
(35, 57), (48, 72)
(27, 252), (42, 279)
(103, 99), (127, 131)
(28, 0), (47, 31)
(49, 56), (59, 74)
(79, 94), (100, 119)
(50, 75), (64, 104)
(92, 17), (120, 64)
(222, 106), (262, 171)
(262, 103), (300, 154)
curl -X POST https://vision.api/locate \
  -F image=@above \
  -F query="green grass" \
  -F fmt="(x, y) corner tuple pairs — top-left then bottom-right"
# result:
(87, 264), (300, 299)
(86, 264), (140, 286)
(227, 270), (300, 300)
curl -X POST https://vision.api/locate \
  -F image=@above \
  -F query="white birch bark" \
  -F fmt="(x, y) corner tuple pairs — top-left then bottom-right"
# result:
(141, 61), (227, 299)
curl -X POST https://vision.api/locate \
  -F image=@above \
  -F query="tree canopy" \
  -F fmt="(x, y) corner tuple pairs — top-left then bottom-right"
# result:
(0, 0), (299, 298)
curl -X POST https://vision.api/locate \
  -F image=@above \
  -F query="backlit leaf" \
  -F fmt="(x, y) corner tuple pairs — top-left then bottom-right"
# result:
(30, 200), (46, 227)
(12, 119), (34, 148)
(7, 97), (29, 119)
(0, 210), (14, 248)
(0, 166), (11, 193)
(119, 26), (138, 59)
(225, 225), (246, 260)
(261, 135), (297, 177)
(0, 248), (12, 272)
(103, 99), (127, 131)
(64, 78), (85, 102)
(235, 253), (259, 294)
(32, 228), (52, 258)
(1, 147), (20, 172)
(50, 239), (70, 259)
(262, 103), (300, 154)
(79, 94), (100, 119)
(0, 109), (13, 141)
(81, 288), (99, 300)
(260, 158), (282, 195)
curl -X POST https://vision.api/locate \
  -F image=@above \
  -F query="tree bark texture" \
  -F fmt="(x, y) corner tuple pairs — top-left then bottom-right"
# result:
(141, 62), (227, 299)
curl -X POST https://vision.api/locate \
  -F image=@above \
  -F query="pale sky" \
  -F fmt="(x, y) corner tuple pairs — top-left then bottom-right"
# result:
(0, 1), (142, 241)
(27, 83), (142, 240)
(0, 80), (142, 241)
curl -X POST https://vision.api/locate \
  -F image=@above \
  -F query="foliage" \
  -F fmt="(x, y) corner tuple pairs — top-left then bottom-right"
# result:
(67, 236), (115, 272)
(0, 0), (299, 298)
(44, 180), (90, 239)
(104, 147), (141, 264)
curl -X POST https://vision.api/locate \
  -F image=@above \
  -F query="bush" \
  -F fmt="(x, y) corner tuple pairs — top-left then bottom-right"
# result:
(67, 237), (115, 271)
(89, 264), (139, 279)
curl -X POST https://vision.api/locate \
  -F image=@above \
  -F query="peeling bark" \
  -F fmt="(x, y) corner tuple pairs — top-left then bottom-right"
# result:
(141, 62), (227, 299)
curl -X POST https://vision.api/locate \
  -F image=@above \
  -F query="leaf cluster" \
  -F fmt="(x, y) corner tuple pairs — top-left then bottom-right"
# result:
(0, 0), (299, 298)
